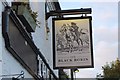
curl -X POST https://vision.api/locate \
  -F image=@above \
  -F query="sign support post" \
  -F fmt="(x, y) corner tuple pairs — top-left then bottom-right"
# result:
(71, 69), (74, 80)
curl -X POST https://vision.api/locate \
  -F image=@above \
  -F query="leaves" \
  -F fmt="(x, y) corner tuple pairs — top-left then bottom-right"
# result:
(16, 2), (41, 27)
(102, 58), (120, 78)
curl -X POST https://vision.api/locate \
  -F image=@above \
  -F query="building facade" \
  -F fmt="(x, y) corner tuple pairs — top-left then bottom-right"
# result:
(0, 0), (61, 79)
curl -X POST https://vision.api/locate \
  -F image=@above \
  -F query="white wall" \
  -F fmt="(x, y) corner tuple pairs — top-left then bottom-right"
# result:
(1, 1), (58, 79)
(2, 42), (33, 78)
(1, 1), (33, 78)
(30, 1), (58, 77)
(0, 1), (2, 80)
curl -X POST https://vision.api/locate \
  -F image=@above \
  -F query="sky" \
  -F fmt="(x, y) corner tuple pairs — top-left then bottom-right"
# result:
(59, 0), (119, 78)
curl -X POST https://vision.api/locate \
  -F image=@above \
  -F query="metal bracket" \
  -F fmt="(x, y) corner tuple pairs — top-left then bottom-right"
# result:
(46, 8), (92, 20)
(0, 71), (24, 78)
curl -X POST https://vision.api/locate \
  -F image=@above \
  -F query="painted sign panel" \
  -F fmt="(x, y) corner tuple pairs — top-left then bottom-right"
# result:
(52, 16), (93, 69)
(2, 9), (38, 75)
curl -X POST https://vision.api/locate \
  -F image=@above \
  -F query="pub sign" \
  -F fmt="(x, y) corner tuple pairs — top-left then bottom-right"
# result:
(52, 16), (93, 69)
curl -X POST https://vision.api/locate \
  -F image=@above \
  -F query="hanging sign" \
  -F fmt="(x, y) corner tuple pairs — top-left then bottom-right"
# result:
(52, 16), (94, 69)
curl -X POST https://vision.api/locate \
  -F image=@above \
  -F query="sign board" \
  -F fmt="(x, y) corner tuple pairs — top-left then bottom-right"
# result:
(52, 16), (94, 69)
(2, 9), (38, 75)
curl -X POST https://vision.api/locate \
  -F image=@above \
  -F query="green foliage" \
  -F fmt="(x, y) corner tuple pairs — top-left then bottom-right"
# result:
(60, 70), (69, 80)
(102, 58), (120, 78)
(12, 2), (40, 27)
(28, 9), (40, 26)
(25, 3), (40, 27)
